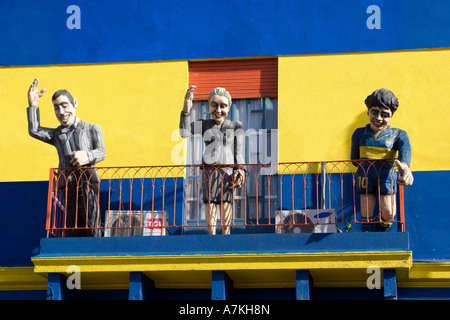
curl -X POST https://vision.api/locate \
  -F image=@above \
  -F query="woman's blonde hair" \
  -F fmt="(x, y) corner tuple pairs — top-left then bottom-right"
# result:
(209, 87), (232, 106)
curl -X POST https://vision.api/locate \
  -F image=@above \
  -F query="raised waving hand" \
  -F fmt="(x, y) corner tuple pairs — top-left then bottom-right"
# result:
(28, 78), (47, 107)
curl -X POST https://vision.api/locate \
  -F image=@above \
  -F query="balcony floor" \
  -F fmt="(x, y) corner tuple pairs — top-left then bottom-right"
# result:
(32, 232), (412, 290)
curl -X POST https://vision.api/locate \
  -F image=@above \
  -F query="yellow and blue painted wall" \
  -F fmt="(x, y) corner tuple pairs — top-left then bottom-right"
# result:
(0, 0), (449, 300)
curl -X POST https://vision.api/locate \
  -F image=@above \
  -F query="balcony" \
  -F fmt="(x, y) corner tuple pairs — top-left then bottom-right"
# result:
(44, 160), (406, 237)
(32, 160), (412, 300)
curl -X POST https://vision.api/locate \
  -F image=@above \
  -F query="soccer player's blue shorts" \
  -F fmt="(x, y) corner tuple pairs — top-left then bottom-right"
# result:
(355, 166), (397, 195)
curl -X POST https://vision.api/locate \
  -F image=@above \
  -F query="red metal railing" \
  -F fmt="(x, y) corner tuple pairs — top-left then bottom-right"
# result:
(45, 160), (405, 237)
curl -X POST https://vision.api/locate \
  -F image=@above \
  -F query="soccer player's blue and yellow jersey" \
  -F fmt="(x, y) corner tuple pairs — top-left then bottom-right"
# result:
(351, 124), (412, 194)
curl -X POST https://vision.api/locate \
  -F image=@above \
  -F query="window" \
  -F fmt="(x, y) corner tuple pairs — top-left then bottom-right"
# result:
(186, 98), (278, 223)
(186, 58), (278, 228)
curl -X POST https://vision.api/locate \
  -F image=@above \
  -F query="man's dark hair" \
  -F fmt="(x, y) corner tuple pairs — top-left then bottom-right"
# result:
(52, 90), (75, 105)
(365, 88), (399, 115)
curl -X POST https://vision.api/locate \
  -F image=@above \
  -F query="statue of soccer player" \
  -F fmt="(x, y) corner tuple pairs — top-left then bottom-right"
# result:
(27, 78), (105, 237)
(351, 89), (413, 232)
(179, 86), (246, 235)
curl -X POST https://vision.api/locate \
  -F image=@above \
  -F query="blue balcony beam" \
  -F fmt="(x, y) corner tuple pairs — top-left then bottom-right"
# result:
(296, 270), (312, 300)
(211, 271), (234, 300)
(47, 273), (69, 300)
(129, 272), (155, 300)
(383, 269), (397, 300)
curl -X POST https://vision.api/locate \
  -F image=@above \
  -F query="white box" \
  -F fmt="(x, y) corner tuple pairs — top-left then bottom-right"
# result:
(275, 209), (337, 233)
(104, 210), (168, 237)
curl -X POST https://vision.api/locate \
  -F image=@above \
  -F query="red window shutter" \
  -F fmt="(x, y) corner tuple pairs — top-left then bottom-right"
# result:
(189, 58), (278, 100)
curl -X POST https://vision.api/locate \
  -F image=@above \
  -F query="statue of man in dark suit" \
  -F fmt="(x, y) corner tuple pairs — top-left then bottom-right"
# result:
(27, 78), (106, 237)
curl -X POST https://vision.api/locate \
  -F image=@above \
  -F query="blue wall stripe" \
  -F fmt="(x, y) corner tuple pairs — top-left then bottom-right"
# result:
(0, 181), (47, 266)
(0, 0), (449, 66)
(1, 170), (449, 266)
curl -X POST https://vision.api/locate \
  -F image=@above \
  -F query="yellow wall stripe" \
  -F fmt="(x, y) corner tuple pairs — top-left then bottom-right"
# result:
(2, 48), (449, 182)
(0, 61), (188, 182)
(4, 259), (450, 290)
(278, 49), (450, 171)
(0, 267), (47, 290)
